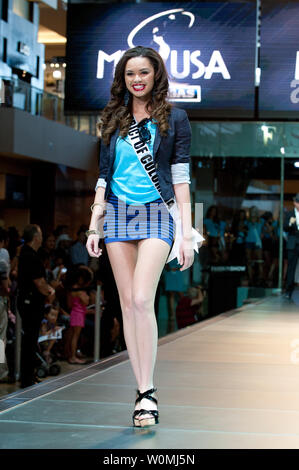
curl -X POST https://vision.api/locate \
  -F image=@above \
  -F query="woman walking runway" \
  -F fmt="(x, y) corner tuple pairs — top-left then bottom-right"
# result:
(86, 46), (197, 427)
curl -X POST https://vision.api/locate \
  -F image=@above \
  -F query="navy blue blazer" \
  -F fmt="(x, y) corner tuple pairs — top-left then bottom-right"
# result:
(97, 106), (192, 203)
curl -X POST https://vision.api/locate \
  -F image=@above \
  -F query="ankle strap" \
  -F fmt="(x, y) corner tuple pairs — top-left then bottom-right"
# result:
(135, 388), (157, 405)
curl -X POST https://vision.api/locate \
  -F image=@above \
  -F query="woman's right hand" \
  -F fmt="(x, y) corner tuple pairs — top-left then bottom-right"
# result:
(86, 235), (103, 258)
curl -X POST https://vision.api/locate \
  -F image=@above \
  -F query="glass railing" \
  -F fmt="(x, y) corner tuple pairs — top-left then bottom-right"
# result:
(0, 76), (99, 136)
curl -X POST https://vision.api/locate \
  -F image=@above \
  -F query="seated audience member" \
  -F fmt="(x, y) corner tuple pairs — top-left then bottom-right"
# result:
(38, 304), (62, 363)
(175, 286), (205, 329)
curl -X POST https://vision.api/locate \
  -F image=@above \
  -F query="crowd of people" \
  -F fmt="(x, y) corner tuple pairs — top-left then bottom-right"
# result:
(0, 223), (125, 387)
(0, 196), (298, 388)
(201, 202), (299, 291)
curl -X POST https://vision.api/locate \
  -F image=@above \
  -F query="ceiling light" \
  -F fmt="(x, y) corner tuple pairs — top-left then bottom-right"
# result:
(53, 70), (62, 79)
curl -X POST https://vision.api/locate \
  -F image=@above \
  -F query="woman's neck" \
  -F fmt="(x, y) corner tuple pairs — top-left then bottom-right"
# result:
(132, 97), (151, 117)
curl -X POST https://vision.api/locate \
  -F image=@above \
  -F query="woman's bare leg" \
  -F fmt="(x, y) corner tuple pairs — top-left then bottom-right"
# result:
(69, 326), (85, 363)
(132, 238), (171, 416)
(105, 240), (140, 383)
(106, 237), (171, 420)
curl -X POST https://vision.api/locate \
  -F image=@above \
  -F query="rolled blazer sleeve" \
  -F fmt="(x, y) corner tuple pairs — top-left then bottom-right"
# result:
(171, 110), (192, 185)
(95, 139), (109, 191)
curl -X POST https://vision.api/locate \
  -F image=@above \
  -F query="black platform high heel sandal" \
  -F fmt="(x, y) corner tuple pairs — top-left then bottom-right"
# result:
(136, 388), (159, 427)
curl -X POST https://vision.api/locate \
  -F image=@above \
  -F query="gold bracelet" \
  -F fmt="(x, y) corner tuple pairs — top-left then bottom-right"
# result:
(85, 229), (101, 237)
(90, 202), (106, 212)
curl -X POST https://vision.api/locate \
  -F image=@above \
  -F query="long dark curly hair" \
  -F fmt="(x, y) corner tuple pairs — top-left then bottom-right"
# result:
(98, 46), (172, 145)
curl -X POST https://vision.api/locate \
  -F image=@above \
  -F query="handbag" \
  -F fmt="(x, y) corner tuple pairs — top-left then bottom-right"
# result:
(127, 117), (204, 264)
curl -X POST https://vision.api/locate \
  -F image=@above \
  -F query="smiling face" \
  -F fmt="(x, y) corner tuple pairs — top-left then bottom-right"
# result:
(124, 56), (155, 102)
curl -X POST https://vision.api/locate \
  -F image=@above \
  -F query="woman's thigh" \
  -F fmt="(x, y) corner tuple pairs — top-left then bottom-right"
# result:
(132, 238), (171, 307)
(105, 240), (138, 306)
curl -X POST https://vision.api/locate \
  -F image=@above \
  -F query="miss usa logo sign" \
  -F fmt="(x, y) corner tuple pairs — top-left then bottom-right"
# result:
(96, 8), (231, 103)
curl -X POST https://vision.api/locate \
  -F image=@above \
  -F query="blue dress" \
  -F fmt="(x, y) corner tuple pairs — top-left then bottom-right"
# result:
(244, 219), (264, 248)
(103, 119), (174, 248)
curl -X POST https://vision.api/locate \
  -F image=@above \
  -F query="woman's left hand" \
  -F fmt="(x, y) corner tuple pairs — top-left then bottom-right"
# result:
(179, 237), (194, 271)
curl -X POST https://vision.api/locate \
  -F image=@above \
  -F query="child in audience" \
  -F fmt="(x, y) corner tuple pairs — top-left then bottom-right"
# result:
(39, 304), (61, 363)
(67, 266), (92, 364)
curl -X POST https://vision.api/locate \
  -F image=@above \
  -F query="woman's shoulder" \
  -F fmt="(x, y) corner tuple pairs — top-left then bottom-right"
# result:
(169, 106), (188, 122)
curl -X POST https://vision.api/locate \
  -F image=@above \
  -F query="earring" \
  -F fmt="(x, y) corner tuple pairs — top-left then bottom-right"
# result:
(124, 90), (130, 106)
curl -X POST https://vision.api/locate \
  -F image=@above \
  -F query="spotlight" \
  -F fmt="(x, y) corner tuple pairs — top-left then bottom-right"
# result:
(53, 70), (62, 79)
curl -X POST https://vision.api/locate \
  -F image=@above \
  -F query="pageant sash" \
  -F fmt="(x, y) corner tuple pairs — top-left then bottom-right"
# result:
(127, 117), (204, 264)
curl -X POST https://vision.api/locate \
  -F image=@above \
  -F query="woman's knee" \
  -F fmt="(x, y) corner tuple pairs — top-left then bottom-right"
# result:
(132, 292), (154, 314)
(119, 295), (134, 321)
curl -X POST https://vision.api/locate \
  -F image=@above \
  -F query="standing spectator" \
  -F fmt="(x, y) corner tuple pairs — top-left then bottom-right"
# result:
(231, 209), (248, 265)
(70, 226), (89, 266)
(0, 228), (10, 381)
(39, 233), (56, 270)
(163, 258), (190, 333)
(17, 224), (55, 388)
(53, 225), (69, 244)
(204, 205), (226, 263)
(7, 226), (21, 261)
(55, 234), (72, 268)
(244, 206), (264, 285)
(38, 250), (54, 285)
(52, 254), (67, 280)
(284, 194), (299, 299)
(268, 212), (288, 287)
(65, 266), (92, 364)
(0, 228), (10, 276)
(96, 243), (124, 357)
(261, 212), (277, 286)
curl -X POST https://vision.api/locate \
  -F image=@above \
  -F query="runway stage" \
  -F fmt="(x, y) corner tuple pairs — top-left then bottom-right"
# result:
(1, 294), (299, 449)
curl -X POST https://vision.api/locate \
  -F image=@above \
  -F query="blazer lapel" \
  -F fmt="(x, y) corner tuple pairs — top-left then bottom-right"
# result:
(153, 125), (161, 160)
(110, 128), (119, 162)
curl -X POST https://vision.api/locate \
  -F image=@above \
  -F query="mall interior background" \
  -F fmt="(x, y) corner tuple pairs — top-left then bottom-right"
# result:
(0, 0), (298, 340)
